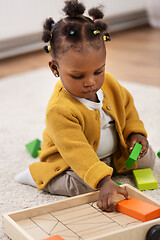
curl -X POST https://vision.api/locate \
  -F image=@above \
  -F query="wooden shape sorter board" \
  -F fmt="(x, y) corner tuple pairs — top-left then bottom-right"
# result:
(3, 184), (160, 240)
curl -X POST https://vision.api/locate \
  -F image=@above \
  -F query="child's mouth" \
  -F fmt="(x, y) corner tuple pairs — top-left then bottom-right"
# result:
(83, 89), (97, 94)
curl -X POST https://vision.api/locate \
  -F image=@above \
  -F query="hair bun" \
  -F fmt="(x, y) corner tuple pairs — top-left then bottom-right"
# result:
(42, 29), (51, 43)
(63, 0), (85, 17)
(42, 17), (55, 43)
(88, 7), (104, 20)
(95, 21), (107, 31)
(43, 17), (55, 31)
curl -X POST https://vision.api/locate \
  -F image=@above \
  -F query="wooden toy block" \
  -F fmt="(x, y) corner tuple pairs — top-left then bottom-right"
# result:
(116, 196), (160, 222)
(43, 235), (64, 240)
(157, 151), (160, 158)
(125, 143), (142, 168)
(3, 184), (160, 240)
(25, 139), (41, 158)
(133, 168), (158, 190)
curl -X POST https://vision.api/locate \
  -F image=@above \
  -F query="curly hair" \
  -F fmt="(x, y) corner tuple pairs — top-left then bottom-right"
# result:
(42, 0), (110, 59)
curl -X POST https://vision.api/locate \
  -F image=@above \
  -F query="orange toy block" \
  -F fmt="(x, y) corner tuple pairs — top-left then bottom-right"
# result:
(43, 235), (64, 240)
(116, 197), (160, 222)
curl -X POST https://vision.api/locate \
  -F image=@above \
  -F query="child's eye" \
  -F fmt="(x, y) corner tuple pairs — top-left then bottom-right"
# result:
(94, 71), (103, 75)
(70, 74), (84, 79)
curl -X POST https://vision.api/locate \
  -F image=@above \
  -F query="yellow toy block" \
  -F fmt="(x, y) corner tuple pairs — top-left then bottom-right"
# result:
(133, 168), (158, 191)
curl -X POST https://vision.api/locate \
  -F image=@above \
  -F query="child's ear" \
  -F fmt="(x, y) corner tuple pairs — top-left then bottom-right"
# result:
(49, 60), (59, 77)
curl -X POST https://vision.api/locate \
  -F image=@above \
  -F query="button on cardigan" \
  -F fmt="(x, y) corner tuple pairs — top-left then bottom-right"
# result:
(29, 73), (147, 190)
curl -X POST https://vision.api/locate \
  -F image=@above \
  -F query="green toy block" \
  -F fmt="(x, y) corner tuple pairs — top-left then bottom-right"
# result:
(113, 180), (122, 185)
(157, 151), (160, 158)
(25, 139), (41, 158)
(125, 143), (142, 168)
(133, 168), (158, 191)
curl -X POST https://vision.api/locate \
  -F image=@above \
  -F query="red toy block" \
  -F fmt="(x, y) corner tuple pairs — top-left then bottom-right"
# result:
(116, 197), (160, 222)
(42, 235), (64, 240)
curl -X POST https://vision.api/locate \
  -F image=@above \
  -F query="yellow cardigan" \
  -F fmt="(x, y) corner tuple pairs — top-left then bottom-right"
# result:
(29, 73), (147, 190)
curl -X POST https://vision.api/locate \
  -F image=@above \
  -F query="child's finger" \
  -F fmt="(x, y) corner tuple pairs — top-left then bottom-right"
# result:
(139, 148), (147, 159)
(97, 199), (103, 210)
(102, 197), (114, 212)
(129, 140), (137, 152)
(138, 142), (148, 159)
(97, 196), (116, 212)
(117, 187), (129, 200)
(138, 138), (149, 158)
(107, 195), (117, 212)
(97, 198), (108, 211)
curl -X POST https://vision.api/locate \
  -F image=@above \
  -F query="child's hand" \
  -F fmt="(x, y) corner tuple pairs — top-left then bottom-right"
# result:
(127, 133), (149, 159)
(97, 176), (128, 212)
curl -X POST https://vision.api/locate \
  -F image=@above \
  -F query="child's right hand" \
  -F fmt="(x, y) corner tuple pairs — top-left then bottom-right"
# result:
(97, 176), (129, 212)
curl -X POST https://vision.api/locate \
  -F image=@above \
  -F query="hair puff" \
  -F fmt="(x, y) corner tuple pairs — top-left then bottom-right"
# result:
(94, 21), (107, 32)
(88, 7), (104, 20)
(42, 30), (52, 43)
(42, 17), (55, 43)
(43, 17), (55, 31)
(63, 0), (85, 17)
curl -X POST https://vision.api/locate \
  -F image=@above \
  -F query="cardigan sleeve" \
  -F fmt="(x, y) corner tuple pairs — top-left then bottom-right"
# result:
(45, 104), (113, 190)
(119, 83), (147, 140)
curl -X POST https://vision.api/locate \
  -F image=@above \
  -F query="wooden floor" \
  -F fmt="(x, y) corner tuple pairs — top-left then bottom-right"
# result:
(0, 26), (160, 86)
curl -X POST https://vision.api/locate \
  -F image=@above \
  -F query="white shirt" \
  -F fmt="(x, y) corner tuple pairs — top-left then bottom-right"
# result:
(74, 89), (118, 159)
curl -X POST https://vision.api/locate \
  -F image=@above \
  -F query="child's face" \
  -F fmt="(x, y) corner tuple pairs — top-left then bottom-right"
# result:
(51, 45), (106, 101)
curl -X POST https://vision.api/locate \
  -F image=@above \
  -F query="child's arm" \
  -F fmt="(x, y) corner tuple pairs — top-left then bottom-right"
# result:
(97, 176), (128, 212)
(117, 82), (149, 159)
(117, 82), (147, 140)
(127, 133), (149, 159)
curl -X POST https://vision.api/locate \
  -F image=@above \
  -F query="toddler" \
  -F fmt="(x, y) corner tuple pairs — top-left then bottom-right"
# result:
(16, 0), (156, 212)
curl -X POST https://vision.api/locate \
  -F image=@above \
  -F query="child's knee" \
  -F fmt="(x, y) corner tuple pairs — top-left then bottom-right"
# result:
(43, 170), (94, 196)
(68, 177), (94, 196)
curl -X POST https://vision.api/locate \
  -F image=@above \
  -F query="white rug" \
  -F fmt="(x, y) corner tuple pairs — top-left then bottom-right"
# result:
(0, 68), (160, 240)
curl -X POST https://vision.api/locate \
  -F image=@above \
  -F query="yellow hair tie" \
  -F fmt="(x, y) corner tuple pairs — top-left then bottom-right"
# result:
(47, 46), (51, 52)
(103, 36), (107, 41)
(93, 30), (100, 35)
(103, 35), (111, 41)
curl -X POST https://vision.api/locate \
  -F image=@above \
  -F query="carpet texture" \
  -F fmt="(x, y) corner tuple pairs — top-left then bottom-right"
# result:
(0, 68), (160, 239)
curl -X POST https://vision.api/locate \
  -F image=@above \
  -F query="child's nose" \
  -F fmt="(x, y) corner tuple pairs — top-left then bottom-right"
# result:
(84, 77), (95, 87)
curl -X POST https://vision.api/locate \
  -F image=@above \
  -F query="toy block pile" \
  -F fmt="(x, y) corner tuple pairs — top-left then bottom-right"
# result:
(116, 145), (160, 222)
(125, 143), (158, 191)
(114, 143), (158, 190)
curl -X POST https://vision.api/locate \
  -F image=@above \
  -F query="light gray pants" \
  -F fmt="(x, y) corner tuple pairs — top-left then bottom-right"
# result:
(43, 146), (156, 197)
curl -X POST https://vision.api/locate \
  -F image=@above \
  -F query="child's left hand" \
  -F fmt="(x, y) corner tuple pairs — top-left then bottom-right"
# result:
(127, 133), (149, 159)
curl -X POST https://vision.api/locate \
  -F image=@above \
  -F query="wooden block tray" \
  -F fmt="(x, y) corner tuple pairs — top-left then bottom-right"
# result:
(2, 184), (160, 240)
